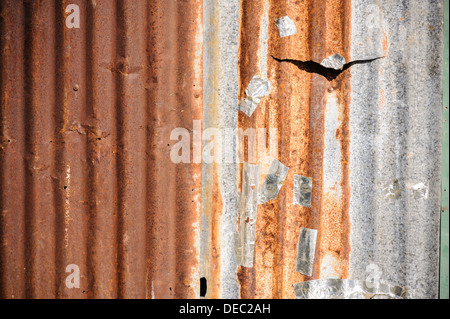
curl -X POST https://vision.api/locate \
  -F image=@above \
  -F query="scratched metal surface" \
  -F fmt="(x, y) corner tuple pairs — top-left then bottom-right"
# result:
(0, 0), (444, 299)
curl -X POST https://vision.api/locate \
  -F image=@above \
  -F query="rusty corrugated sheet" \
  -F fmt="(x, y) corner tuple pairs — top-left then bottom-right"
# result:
(236, 0), (353, 299)
(0, 0), (444, 299)
(0, 0), (203, 298)
(201, 0), (443, 299)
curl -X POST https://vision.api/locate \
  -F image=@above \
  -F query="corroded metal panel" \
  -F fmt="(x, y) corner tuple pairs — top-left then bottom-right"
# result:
(0, 0), (203, 299)
(202, 0), (443, 299)
(0, 0), (444, 300)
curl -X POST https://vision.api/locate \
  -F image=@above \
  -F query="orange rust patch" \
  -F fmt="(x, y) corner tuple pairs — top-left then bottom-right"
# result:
(382, 30), (389, 56)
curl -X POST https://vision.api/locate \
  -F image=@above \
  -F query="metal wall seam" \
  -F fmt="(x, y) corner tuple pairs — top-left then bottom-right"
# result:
(0, 0), (203, 299)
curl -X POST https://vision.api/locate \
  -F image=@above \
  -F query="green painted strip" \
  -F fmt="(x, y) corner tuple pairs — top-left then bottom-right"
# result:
(441, 0), (449, 300)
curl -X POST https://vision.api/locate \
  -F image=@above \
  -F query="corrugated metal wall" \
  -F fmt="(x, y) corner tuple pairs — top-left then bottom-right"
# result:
(0, 0), (445, 299)
(0, 0), (203, 298)
(201, 0), (444, 299)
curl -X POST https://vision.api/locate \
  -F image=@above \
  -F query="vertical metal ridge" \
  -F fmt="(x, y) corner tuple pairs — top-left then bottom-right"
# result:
(23, 0), (58, 298)
(53, 0), (67, 299)
(236, 0), (269, 299)
(172, 0), (203, 299)
(57, 0), (89, 299)
(145, 0), (180, 299)
(84, 0), (119, 298)
(115, 0), (148, 298)
(0, 0), (27, 299)
(84, 0), (96, 298)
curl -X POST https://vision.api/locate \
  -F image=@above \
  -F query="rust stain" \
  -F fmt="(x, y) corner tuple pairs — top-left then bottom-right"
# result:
(0, 0), (203, 299)
(237, 0), (352, 298)
(382, 30), (389, 56)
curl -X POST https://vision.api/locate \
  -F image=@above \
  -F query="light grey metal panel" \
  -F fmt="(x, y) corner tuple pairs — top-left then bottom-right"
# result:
(349, 0), (443, 299)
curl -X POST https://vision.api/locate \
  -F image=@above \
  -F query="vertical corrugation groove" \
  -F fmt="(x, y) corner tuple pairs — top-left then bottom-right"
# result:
(53, 0), (64, 298)
(145, 0), (179, 298)
(115, 0), (148, 299)
(85, 0), (119, 298)
(25, 0), (58, 298)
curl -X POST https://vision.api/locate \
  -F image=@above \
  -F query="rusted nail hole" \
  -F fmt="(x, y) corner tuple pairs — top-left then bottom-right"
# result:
(7, 139), (10, 143)
(200, 277), (207, 297)
(251, 185), (256, 190)
(63, 186), (68, 190)
(97, 137), (101, 141)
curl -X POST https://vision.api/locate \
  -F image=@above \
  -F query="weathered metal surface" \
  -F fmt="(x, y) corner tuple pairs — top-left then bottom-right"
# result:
(293, 279), (409, 299)
(0, 0), (444, 300)
(202, 0), (443, 299)
(0, 0), (203, 298)
(349, 0), (443, 299)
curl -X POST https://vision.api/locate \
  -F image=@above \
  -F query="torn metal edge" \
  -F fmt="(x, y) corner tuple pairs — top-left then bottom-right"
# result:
(320, 53), (346, 70)
(275, 16), (297, 38)
(295, 227), (318, 276)
(238, 75), (271, 117)
(293, 279), (410, 299)
(293, 175), (313, 207)
(258, 159), (289, 204)
(236, 162), (260, 267)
